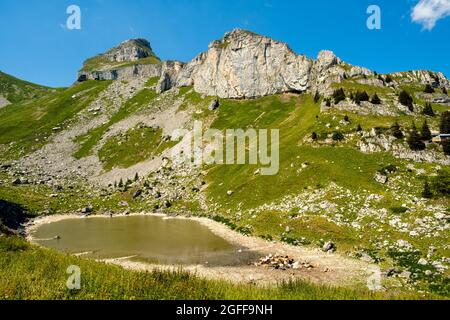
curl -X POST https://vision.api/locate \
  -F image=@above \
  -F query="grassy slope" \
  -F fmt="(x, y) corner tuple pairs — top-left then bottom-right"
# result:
(0, 80), (112, 160)
(99, 126), (176, 171)
(205, 95), (403, 209)
(0, 236), (428, 300)
(0, 73), (449, 299)
(202, 92), (449, 296)
(74, 79), (159, 159)
(0, 71), (55, 104)
(205, 95), (395, 243)
(0, 171), (138, 216)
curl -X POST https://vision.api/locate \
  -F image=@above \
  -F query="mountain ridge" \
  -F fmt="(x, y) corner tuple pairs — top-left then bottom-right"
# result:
(77, 28), (449, 99)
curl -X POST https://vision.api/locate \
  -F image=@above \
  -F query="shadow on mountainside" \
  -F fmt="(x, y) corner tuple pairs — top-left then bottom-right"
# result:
(0, 199), (29, 233)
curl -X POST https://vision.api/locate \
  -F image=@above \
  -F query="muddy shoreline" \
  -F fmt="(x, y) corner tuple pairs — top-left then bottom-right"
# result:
(25, 212), (372, 287)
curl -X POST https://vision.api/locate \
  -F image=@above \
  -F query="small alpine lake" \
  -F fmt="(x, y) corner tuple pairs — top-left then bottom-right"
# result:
(31, 215), (258, 266)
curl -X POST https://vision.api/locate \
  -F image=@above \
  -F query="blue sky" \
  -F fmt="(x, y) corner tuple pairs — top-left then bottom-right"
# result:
(0, 0), (449, 88)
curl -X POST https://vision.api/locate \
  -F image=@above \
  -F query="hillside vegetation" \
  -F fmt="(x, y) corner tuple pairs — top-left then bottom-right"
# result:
(0, 31), (449, 299)
(0, 71), (55, 104)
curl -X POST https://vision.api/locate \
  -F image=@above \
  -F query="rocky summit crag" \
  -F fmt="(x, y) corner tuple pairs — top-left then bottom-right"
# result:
(105, 38), (155, 63)
(77, 38), (161, 82)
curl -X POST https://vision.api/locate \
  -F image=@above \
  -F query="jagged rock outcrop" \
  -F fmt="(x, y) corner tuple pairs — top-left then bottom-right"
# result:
(174, 29), (312, 98)
(308, 50), (374, 95)
(391, 70), (450, 89)
(156, 61), (184, 94)
(309, 50), (345, 95)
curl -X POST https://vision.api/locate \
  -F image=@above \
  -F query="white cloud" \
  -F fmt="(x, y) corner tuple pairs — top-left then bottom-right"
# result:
(411, 0), (450, 30)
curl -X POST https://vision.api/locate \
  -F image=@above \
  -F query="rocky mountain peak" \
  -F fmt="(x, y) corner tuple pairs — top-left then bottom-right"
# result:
(173, 29), (311, 98)
(105, 38), (155, 63)
(222, 28), (267, 44)
(77, 37), (162, 82)
(316, 50), (341, 70)
(213, 28), (294, 54)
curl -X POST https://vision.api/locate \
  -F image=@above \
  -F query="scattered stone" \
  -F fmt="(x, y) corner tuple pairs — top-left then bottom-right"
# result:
(322, 241), (335, 252)
(359, 252), (375, 263)
(0, 163), (12, 170)
(53, 185), (64, 192)
(374, 172), (388, 184)
(119, 201), (129, 207)
(418, 258), (428, 265)
(255, 254), (309, 271)
(399, 271), (412, 279)
(164, 200), (172, 208)
(227, 190), (234, 196)
(386, 267), (400, 277)
(80, 207), (93, 214)
(132, 189), (143, 199)
(208, 99), (220, 111)
(12, 177), (29, 185)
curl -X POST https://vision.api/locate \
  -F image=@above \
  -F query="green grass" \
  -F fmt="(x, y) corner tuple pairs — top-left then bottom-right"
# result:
(99, 126), (176, 171)
(0, 80), (112, 159)
(205, 94), (399, 210)
(0, 235), (430, 300)
(332, 79), (393, 96)
(0, 172), (136, 217)
(0, 74), (449, 299)
(176, 86), (216, 114)
(201, 93), (449, 296)
(74, 86), (158, 159)
(0, 71), (55, 104)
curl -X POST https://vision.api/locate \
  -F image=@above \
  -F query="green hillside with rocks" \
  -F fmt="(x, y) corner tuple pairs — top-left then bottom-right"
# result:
(1, 29), (449, 299)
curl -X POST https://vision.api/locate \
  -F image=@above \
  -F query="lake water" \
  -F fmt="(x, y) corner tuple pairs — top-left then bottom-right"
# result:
(32, 215), (258, 266)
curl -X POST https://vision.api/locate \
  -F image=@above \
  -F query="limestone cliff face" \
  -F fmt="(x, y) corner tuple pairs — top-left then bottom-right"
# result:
(156, 61), (185, 93)
(170, 30), (375, 98)
(78, 64), (161, 82)
(175, 29), (312, 98)
(77, 29), (450, 99)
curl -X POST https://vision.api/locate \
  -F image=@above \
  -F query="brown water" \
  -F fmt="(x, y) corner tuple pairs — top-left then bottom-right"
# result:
(32, 215), (258, 266)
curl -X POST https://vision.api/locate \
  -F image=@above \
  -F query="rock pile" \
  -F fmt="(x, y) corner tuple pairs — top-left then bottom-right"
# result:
(255, 254), (313, 270)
